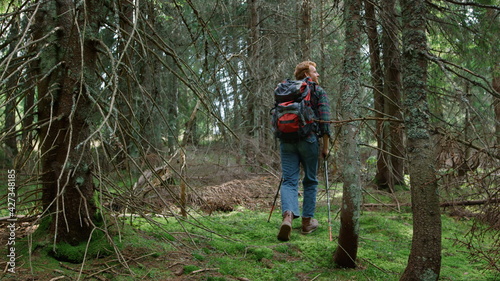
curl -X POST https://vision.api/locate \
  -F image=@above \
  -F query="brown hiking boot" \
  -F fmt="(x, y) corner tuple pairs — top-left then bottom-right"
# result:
(301, 217), (319, 234)
(277, 211), (293, 241)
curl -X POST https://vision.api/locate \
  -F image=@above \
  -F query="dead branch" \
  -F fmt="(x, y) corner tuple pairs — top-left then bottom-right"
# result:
(190, 268), (220, 275)
(433, 127), (500, 161)
(362, 198), (500, 208)
(315, 116), (403, 125)
(440, 198), (500, 207)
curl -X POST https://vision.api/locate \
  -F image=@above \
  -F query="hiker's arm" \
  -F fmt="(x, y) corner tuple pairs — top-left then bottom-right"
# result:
(315, 85), (331, 159)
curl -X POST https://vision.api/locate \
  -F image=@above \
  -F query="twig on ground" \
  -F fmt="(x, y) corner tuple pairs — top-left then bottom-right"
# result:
(190, 267), (220, 274)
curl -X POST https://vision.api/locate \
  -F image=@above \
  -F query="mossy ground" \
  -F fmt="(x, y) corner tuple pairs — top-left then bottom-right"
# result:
(1, 197), (497, 281)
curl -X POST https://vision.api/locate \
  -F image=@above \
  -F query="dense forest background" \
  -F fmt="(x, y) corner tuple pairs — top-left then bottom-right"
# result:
(0, 0), (499, 279)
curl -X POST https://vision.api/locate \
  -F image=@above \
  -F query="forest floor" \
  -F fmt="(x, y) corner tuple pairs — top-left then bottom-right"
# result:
(1, 174), (498, 281)
(0, 144), (498, 280)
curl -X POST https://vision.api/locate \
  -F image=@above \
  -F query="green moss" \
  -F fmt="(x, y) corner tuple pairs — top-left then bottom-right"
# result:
(183, 264), (200, 274)
(419, 268), (439, 281)
(192, 251), (206, 261)
(28, 215), (119, 263)
(30, 215), (53, 247)
(17, 207), (499, 280)
(75, 176), (85, 185)
(49, 229), (117, 263)
(247, 247), (273, 261)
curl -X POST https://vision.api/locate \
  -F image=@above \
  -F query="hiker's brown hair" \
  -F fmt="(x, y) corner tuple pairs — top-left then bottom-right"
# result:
(294, 61), (317, 80)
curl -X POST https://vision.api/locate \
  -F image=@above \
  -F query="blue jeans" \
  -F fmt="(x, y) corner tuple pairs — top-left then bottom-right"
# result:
(280, 137), (319, 218)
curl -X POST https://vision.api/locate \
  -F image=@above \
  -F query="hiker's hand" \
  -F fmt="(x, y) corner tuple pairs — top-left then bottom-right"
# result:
(321, 146), (328, 159)
(321, 135), (329, 159)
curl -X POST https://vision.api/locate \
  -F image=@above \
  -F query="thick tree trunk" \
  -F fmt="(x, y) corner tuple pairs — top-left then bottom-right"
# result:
(400, 0), (442, 279)
(333, 0), (362, 269)
(36, 0), (100, 245)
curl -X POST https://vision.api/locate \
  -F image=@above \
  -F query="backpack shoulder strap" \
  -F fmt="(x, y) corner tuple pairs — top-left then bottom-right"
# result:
(306, 80), (319, 105)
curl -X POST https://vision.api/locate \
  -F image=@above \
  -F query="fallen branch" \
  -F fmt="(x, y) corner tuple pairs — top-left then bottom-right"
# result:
(362, 198), (500, 208)
(315, 116), (403, 125)
(190, 268), (220, 274)
(58, 252), (156, 280)
(440, 198), (500, 207)
(0, 214), (40, 222)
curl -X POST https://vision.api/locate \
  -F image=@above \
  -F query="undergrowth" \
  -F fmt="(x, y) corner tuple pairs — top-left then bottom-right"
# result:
(2, 204), (498, 281)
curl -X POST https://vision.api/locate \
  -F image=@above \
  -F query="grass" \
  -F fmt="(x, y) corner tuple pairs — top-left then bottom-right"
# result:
(4, 202), (498, 281)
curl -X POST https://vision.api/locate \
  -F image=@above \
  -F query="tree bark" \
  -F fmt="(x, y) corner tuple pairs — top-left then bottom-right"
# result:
(493, 64), (500, 149)
(363, 0), (389, 190)
(246, 0), (260, 137)
(400, 0), (442, 279)
(36, 0), (102, 245)
(485, 6), (500, 151)
(381, 0), (404, 190)
(333, 0), (362, 269)
(4, 14), (20, 160)
(114, 0), (135, 165)
(300, 0), (312, 60)
(167, 56), (180, 154)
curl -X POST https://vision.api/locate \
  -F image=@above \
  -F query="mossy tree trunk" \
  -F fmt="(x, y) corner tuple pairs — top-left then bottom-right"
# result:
(400, 0), (442, 279)
(333, 0), (362, 269)
(35, 0), (103, 245)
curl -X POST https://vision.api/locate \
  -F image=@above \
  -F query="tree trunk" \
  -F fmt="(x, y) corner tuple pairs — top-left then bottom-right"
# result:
(36, 0), (101, 245)
(4, 14), (20, 160)
(140, 3), (167, 151)
(363, 0), (389, 189)
(246, 0), (260, 137)
(485, 6), (500, 151)
(400, 0), (442, 279)
(493, 63), (500, 149)
(333, 0), (362, 269)
(319, 0), (326, 75)
(381, 0), (404, 190)
(300, 0), (312, 60)
(111, 0), (137, 167)
(167, 56), (180, 155)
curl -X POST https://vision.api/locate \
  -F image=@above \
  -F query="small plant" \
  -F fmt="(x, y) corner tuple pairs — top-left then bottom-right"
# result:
(246, 246), (273, 261)
(183, 264), (200, 274)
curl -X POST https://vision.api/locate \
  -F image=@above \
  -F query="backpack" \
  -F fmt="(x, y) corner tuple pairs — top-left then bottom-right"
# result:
(271, 77), (318, 141)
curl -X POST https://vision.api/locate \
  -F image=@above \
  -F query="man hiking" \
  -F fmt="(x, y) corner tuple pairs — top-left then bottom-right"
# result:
(275, 61), (331, 241)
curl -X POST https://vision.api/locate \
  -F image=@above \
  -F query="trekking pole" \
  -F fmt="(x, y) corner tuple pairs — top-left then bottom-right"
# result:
(267, 177), (283, 222)
(324, 158), (333, 241)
